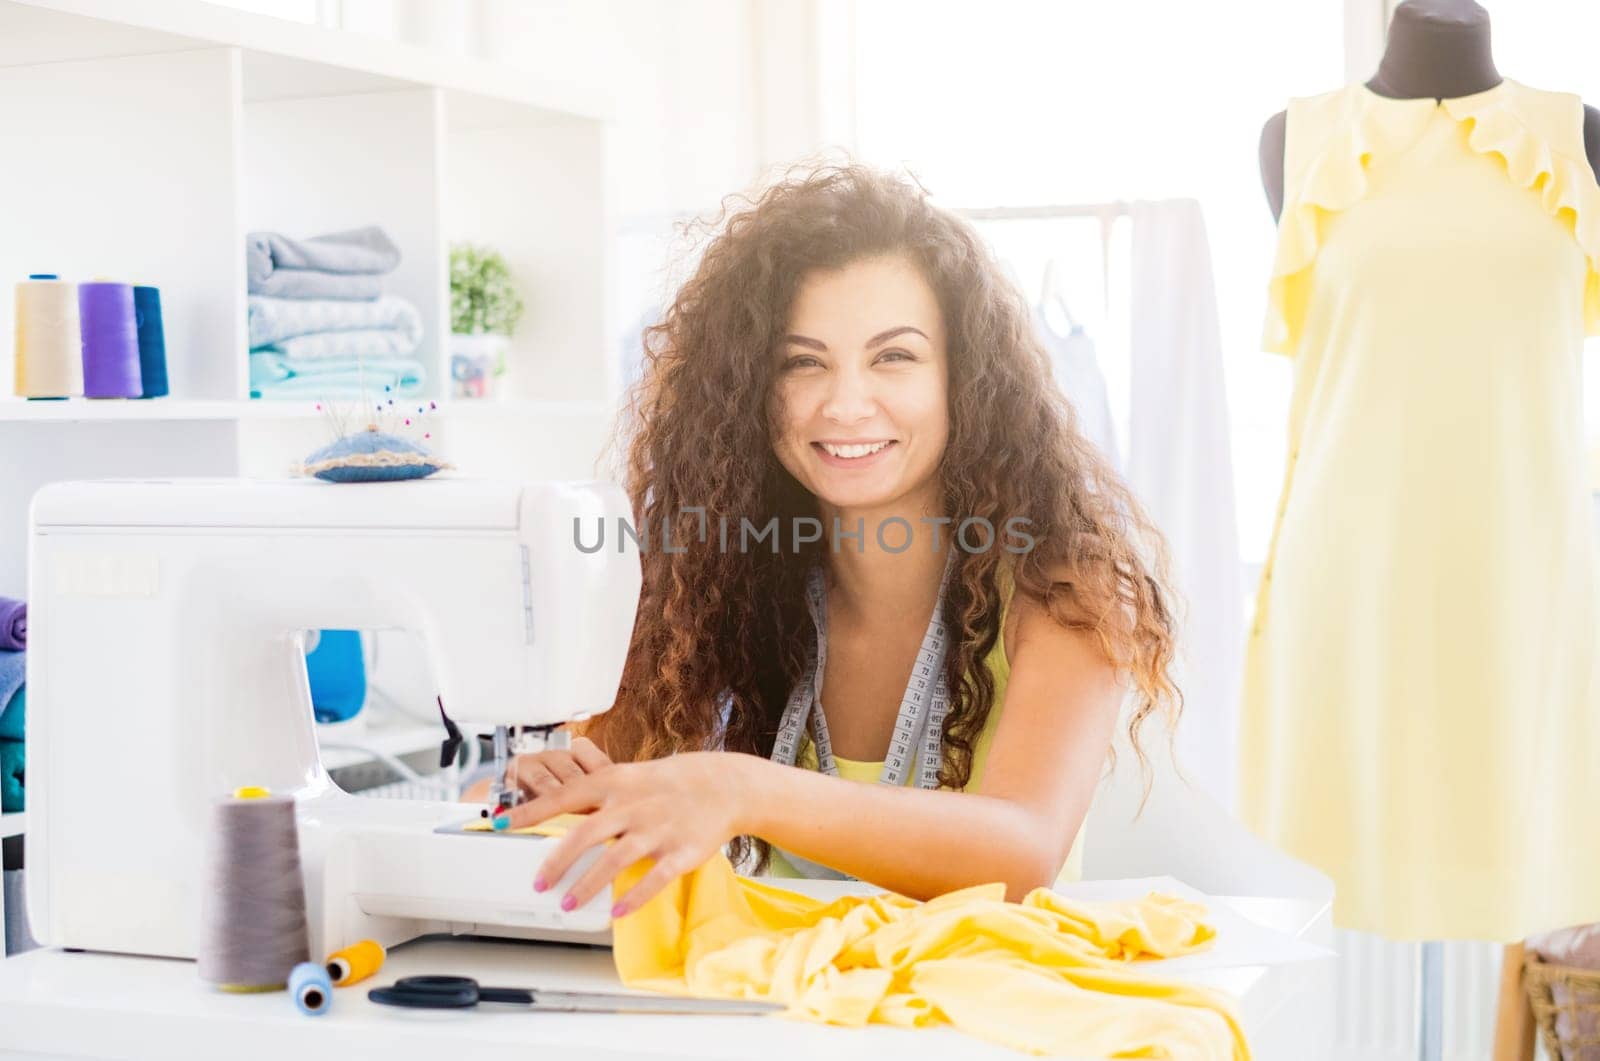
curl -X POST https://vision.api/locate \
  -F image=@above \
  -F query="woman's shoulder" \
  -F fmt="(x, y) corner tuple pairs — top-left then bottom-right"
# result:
(995, 556), (1073, 665)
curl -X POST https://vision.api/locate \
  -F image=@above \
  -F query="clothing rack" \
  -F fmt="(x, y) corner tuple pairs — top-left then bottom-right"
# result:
(950, 201), (1130, 221)
(952, 202), (1131, 315)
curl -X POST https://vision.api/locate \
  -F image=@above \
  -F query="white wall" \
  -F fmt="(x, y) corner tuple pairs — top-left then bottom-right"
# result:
(296, 0), (828, 412)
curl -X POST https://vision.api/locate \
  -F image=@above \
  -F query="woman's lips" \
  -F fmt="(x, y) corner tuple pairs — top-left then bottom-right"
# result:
(812, 440), (897, 468)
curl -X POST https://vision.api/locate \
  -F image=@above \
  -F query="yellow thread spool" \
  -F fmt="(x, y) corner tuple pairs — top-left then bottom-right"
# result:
(324, 939), (385, 986)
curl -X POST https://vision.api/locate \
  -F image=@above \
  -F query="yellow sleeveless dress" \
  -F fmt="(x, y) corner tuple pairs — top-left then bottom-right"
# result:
(1240, 77), (1600, 940)
(766, 587), (1087, 886)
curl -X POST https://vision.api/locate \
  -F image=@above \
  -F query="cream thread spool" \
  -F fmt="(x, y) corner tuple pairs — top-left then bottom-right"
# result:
(13, 275), (82, 399)
(196, 786), (311, 992)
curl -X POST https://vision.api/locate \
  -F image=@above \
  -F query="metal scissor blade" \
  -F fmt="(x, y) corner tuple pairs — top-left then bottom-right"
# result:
(525, 990), (783, 1016)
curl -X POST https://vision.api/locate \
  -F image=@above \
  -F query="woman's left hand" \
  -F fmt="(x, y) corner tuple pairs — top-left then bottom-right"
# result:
(498, 751), (751, 918)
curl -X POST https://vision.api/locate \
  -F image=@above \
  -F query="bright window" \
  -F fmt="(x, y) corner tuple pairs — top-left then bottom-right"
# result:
(852, 0), (1352, 562)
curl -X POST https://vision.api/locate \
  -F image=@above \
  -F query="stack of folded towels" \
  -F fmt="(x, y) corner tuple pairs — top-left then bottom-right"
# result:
(246, 226), (426, 399)
(0, 596), (27, 814)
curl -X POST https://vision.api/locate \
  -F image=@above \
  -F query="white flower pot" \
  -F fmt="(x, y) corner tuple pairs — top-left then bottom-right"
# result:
(450, 333), (510, 399)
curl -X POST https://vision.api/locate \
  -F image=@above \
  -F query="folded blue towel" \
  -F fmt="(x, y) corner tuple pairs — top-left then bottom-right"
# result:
(247, 295), (422, 350)
(249, 351), (426, 401)
(260, 329), (421, 362)
(1, 740), (22, 813)
(0, 597), (23, 651)
(250, 271), (385, 302)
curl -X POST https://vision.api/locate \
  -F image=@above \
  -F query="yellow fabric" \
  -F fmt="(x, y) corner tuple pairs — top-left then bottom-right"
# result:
(768, 580), (1087, 885)
(462, 812), (588, 837)
(1241, 78), (1600, 940)
(612, 850), (1248, 1059)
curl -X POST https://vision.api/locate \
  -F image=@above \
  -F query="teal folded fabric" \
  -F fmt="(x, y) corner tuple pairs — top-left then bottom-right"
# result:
(247, 294), (421, 349)
(1, 740), (21, 813)
(249, 351), (425, 400)
(0, 686), (22, 743)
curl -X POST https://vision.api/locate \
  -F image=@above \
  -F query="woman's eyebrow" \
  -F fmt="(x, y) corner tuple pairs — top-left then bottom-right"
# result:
(780, 325), (929, 351)
(865, 325), (928, 348)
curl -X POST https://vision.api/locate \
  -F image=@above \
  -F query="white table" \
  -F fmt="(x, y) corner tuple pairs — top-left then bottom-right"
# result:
(0, 893), (1331, 1061)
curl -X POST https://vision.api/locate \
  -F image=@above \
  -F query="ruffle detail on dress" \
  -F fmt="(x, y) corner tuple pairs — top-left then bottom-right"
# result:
(1263, 79), (1600, 352)
(1262, 87), (1434, 355)
(1442, 85), (1600, 337)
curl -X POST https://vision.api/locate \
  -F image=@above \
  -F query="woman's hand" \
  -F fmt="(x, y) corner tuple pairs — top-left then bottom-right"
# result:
(498, 751), (751, 918)
(462, 736), (612, 805)
(506, 736), (612, 802)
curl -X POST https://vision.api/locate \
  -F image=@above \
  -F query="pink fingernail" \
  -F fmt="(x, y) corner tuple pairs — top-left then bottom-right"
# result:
(533, 876), (547, 892)
(560, 894), (577, 912)
(611, 902), (628, 919)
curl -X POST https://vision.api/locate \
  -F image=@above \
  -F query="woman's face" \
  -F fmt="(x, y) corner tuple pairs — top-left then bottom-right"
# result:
(771, 254), (950, 516)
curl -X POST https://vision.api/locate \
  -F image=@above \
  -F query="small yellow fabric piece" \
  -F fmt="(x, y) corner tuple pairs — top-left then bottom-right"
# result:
(611, 852), (1249, 1059)
(460, 812), (588, 838)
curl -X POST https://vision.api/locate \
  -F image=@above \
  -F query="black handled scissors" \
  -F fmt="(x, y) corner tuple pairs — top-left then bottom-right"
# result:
(369, 975), (782, 1016)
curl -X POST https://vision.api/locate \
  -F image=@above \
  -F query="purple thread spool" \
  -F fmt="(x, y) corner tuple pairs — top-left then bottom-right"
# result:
(78, 282), (142, 398)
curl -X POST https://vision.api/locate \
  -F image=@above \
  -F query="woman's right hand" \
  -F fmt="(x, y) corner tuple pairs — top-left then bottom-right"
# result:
(505, 736), (613, 801)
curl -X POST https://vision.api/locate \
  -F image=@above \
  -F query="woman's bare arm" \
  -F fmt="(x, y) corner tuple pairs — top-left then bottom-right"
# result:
(735, 588), (1123, 900)
(504, 584), (1126, 910)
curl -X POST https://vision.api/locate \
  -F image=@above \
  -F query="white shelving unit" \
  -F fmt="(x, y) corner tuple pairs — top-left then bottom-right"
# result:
(0, 0), (625, 596)
(0, 396), (613, 422)
(0, 2), (628, 843)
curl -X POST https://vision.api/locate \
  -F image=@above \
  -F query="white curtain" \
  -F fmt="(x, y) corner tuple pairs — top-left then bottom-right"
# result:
(1127, 199), (1244, 811)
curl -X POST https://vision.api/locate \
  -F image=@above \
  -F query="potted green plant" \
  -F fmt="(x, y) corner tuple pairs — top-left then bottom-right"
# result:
(449, 243), (525, 399)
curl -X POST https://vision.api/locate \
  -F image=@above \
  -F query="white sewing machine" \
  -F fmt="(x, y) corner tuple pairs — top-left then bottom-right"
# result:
(23, 478), (641, 961)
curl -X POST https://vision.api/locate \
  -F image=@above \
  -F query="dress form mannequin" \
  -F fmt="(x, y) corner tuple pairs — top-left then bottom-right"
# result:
(1259, 0), (1600, 219)
(1251, 5), (1600, 1060)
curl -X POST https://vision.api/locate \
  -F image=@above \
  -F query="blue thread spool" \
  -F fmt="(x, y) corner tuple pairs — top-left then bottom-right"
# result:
(132, 286), (168, 398)
(288, 961), (332, 1015)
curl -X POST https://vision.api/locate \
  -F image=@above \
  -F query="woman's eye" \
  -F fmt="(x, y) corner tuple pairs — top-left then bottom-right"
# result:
(783, 355), (822, 371)
(877, 349), (914, 363)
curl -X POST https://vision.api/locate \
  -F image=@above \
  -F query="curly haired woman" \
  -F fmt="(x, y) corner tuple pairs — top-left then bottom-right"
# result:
(478, 162), (1181, 919)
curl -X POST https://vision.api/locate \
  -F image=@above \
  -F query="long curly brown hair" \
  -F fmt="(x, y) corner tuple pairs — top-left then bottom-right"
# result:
(587, 161), (1180, 869)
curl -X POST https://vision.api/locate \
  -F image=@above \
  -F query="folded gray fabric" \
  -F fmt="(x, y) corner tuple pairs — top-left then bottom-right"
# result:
(251, 269), (385, 301)
(4, 870), (39, 956)
(247, 295), (422, 349)
(265, 329), (421, 361)
(246, 226), (400, 291)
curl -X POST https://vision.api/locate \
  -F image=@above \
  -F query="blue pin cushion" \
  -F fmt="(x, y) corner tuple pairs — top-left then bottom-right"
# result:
(297, 428), (450, 483)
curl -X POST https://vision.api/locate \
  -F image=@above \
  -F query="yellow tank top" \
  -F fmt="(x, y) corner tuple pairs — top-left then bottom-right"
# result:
(765, 584), (1088, 886)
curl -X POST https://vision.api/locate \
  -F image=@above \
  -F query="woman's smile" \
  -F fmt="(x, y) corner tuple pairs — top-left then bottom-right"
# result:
(812, 439), (898, 468)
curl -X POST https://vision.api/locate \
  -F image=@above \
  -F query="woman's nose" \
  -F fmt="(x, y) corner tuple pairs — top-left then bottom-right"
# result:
(819, 366), (877, 424)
